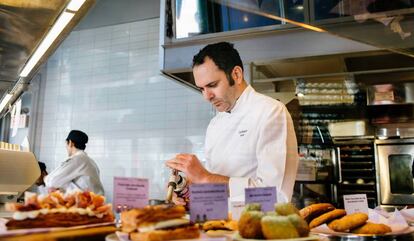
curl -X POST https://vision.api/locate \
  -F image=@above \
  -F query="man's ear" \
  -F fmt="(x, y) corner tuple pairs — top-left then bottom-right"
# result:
(231, 66), (244, 84)
(68, 140), (75, 148)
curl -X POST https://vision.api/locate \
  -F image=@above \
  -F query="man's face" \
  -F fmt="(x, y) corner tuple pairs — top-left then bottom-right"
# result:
(66, 140), (72, 156)
(193, 57), (238, 112)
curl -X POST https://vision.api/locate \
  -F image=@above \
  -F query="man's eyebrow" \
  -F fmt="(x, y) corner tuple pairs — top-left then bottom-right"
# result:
(206, 80), (218, 87)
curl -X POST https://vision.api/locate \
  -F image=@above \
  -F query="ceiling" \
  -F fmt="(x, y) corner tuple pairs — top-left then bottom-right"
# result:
(0, 0), (94, 107)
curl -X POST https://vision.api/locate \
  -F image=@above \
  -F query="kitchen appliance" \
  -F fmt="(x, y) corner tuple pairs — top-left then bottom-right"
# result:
(328, 121), (368, 137)
(376, 137), (414, 208)
(0, 149), (40, 204)
(334, 137), (378, 208)
(367, 83), (414, 105)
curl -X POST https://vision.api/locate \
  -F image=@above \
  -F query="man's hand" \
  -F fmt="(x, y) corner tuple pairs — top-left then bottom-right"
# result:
(166, 154), (229, 184)
(172, 192), (187, 206)
(166, 154), (211, 183)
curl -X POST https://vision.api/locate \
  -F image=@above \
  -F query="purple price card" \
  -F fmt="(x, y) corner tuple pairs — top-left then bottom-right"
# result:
(189, 183), (228, 222)
(245, 187), (277, 212)
(113, 177), (148, 211)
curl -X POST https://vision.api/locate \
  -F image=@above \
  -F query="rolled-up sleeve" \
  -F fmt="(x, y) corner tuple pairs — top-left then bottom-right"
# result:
(44, 159), (82, 188)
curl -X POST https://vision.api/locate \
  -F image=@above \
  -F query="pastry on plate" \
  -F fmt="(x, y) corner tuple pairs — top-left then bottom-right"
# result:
(5, 191), (114, 229)
(299, 203), (335, 223)
(309, 209), (346, 228)
(121, 204), (199, 241)
(351, 222), (392, 235)
(328, 213), (368, 232)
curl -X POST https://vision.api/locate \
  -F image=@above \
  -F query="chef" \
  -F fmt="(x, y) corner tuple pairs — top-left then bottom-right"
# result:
(44, 130), (104, 195)
(166, 42), (299, 202)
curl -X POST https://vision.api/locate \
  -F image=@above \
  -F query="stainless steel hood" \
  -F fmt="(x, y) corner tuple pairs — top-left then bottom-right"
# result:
(164, 48), (414, 91)
(161, 0), (414, 92)
(0, 0), (94, 111)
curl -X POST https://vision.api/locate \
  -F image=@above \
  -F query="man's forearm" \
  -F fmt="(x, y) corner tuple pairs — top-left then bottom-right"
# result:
(203, 173), (230, 184)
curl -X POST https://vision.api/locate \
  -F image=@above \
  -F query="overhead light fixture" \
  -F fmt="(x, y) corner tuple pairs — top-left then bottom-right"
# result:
(66, 0), (86, 11)
(0, 94), (13, 113)
(19, 11), (75, 77)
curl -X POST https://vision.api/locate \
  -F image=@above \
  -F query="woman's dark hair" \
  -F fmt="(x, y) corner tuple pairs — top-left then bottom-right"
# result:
(192, 42), (243, 86)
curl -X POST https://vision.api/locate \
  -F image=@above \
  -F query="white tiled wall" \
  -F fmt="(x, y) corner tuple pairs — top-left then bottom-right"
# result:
(33, 18), (214, 202)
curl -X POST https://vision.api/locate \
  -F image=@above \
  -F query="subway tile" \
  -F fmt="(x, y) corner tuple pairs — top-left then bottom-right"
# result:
(36, 18), (214, 201)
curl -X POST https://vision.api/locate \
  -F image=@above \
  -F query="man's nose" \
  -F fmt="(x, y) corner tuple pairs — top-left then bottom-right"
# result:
(203, 89), (214, 101)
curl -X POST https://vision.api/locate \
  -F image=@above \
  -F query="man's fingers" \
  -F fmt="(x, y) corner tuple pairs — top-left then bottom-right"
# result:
(166, 161), (186, 172)
(172, 196), (186, 206)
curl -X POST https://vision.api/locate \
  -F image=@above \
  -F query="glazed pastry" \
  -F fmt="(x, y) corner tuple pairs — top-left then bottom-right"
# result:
(275, 203), (299, 216)
(244, 203), (262, 212)
(287, 214), (310, 237)
(328, 213), (368, 232)
(5, 191), (113, 230)
(238, 210), (264, 239)
(299, 203), (335, 222)
(309, 209), (346, 228)
(261, 215), (300, 239)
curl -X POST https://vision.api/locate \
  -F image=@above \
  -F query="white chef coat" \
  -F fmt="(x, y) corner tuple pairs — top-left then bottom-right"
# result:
(44, 150), (104, 195)
(205, 85), (298, 202)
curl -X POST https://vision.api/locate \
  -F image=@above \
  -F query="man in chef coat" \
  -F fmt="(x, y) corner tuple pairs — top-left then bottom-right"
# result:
(166, 42), (298, 202)
(44, 130), (104, 195)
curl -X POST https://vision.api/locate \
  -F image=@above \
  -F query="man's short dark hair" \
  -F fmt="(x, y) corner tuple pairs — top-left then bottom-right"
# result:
(66, 130), (88, 150)
(192, 42), (243, 86)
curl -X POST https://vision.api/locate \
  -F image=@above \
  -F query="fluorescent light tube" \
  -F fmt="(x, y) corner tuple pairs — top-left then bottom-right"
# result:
(0, 94), (13, 112)
(67, 0), (86, 11)
(20, 12), (75, 77)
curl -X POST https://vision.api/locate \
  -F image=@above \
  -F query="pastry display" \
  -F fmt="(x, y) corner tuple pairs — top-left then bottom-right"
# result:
(5, 191), (114, 229)
(300, 203), (393, 235)
(238, 203), (310, 239)
(120, 204), (199, 241)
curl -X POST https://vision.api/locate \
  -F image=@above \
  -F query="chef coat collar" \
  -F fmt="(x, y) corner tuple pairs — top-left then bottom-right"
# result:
(68, 149), (85, 159)
(227, 85), (253, 114)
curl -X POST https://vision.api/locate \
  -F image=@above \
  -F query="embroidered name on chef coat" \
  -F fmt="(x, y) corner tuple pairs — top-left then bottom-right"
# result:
(238, 130), (248, 136)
